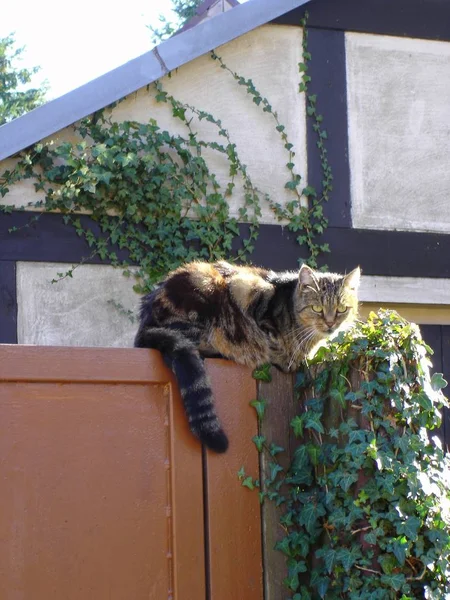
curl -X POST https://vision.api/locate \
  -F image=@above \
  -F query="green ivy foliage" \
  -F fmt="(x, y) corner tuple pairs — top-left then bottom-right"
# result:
(0, 102), (261, 292)
(0, 16), (331, 292)
(243, 311), (450, 599)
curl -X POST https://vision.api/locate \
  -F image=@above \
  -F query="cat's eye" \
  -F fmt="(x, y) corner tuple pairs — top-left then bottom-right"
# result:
(311, 305), (323, 313)
(337, 305), (348, 313)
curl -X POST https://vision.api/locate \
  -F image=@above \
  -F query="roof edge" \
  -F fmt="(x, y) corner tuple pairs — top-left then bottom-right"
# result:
(0, 0), (310, 162)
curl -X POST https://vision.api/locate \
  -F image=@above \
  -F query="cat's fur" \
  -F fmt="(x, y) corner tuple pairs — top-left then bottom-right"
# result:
(134, 261), (360, 453)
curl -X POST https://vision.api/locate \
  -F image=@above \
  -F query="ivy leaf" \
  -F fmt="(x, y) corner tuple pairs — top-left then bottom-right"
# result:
(397, 516), (421, 541)
(252, 435), (265, 452)
(316, 576), (329, 599)
(291, 445), (310, 472)
(364, 531), (378, 545)
(304, 412), (324, 434)
(339, 472), (359, 492)
(269, 443), (285, 457)
(275, 536), (291, 557)
(349, 429), (367, 444)
(241, 476), (255, 490)
(330, 387), (345, 406)
(431, 372), (448, 391)
(299, 502), (325, 534)
(337, 546), (361, 572)
(293, 589), (311, 600)
(380, 573), (406, 591)
(414, 391), (433, 411)
(316, 547), (337, 574)
(392, 540), (407, 566)
(252, 363), (272, 382)
(291, 414), (305, 437)
(295, 370), (307, 388)
(250, 399), (266, 421)
(306, 443), (321, 466)
(379, 553), (397, 575)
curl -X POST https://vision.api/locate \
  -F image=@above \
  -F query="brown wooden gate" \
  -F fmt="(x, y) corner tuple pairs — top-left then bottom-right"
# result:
(0, 346), (263, 600)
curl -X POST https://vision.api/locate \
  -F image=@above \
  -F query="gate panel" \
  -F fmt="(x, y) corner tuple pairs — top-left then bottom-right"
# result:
(0, 346), (205, 600)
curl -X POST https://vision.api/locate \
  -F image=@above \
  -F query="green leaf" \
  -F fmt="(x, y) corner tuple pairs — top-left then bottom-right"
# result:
(299, 502), (325, 534)
(431, 372), (447, 391)
(275, 536), (291, 557)
(250, 399), (266, 421)
(306, 443), (321, 466)
(252, 363), (272, 382)
(339, 472), (359, 492)
(337, 546), (361, 572)
(316, 577), (329, 599)
(304, 412), (324, 434)
(392, 540), (407, 566)
(291, 414), (305, 437)
(316, 547), (337, 574)
(364, 531), (378, 545)
(293, 589), (311, 600)
(252, 435), (265, 452)
(414, 391), (433, 411)
(269, 443), (285, 456)
(241, 476), (255, 490)
(380, 573), (406, 591)
(290, 445), (310, 475)
(330, 387), (345, 406)
(397, 517), (421, 541)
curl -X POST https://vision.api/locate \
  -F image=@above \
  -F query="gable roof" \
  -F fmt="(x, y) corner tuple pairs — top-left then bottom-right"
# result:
(0, 0), (309, 162)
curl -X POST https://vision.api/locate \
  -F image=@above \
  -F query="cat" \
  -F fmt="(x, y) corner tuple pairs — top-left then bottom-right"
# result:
(134, 260), (360, 453)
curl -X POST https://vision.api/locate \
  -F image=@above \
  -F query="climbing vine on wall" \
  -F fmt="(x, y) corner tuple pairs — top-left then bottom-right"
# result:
(241, 310), (450, 599)
(0, 15), (331, 292)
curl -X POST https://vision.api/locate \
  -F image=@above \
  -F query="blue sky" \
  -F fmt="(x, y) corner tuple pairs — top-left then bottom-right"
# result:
(1, 0), (177, 99)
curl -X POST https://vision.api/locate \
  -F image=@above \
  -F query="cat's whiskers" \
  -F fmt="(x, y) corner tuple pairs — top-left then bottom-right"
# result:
(291, 324), (315, 339)
(294, 324), (319, 341)
(288, 327), (318, 370)
(290, 326), (316, 348)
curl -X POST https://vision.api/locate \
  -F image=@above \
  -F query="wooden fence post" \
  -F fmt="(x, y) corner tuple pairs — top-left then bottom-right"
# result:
(257, 364), (377, 599)
(258, 370), (296, 600)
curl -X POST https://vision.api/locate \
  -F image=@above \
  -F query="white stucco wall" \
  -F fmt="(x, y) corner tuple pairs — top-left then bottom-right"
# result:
(17, 262), (139, 347)
(347, 32), (450, 233)
(111, 24), (307, 222)
(1, 25), (307, 224)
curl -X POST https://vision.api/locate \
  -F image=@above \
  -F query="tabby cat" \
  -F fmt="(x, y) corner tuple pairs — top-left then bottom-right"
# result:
(134, 261), (360, 453)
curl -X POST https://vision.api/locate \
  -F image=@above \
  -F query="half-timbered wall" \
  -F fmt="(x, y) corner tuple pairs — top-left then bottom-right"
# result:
(1, 0), (449, 353)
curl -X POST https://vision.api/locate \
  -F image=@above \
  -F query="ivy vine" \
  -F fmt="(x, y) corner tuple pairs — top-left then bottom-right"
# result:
(0, 14), (330, 293)
(241, 310), (450, 599)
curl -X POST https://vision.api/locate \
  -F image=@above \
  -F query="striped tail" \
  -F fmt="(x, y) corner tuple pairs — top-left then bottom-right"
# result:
(135, 327), (229, 453)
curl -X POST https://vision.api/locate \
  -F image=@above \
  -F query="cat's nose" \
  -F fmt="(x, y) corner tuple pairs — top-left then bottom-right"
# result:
(325, 320), (335, 330)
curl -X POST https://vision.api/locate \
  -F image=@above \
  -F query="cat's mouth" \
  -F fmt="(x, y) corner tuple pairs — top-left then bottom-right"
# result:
(319, 323), (340, 336)
(320, 325), (334, 333)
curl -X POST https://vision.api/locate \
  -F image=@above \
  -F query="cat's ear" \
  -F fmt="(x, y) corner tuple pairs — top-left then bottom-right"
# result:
(299, 264), (318, 287)
(343, 267), (361, 290)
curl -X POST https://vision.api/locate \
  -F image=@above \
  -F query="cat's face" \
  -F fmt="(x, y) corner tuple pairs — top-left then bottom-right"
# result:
(294, 265), (360, 339)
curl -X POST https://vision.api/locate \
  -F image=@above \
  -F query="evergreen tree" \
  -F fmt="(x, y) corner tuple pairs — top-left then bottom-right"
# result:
(0, 33), (47, 126)
(149, 0), (203, 44)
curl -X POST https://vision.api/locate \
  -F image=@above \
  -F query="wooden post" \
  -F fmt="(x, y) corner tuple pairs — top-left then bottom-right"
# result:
(257, 362), (385, 599)
(258, 369), (296, 600)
